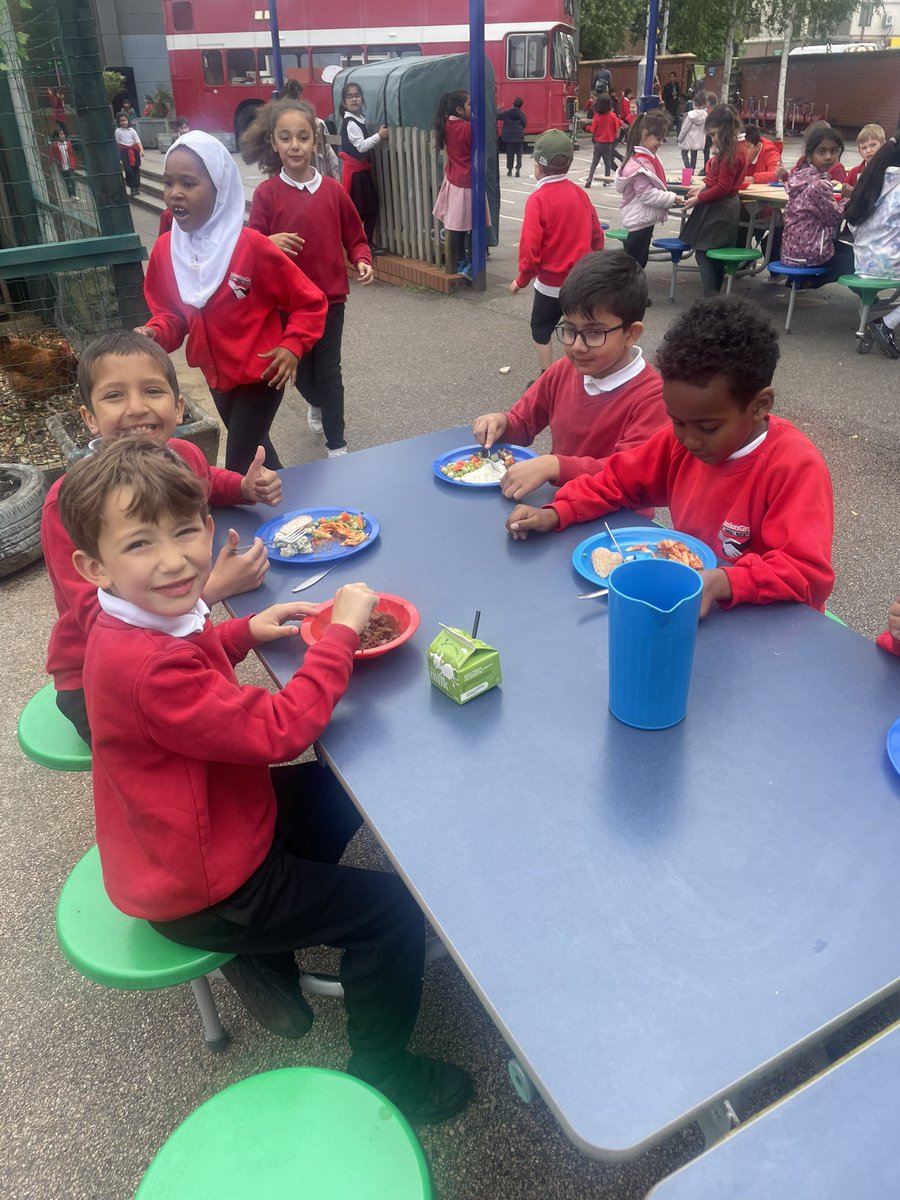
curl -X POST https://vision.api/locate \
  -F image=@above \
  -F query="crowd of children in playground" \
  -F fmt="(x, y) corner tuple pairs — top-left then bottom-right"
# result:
(36, 78), (900, 1130)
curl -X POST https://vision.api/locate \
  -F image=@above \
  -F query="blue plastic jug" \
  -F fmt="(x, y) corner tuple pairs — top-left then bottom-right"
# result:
(608, 558), (703, 730)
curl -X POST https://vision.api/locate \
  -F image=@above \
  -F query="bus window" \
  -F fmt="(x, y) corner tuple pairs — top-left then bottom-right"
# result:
(550, 31), (576, 81)
(227, 48), (257, 85)
(312, 47), (364, 82)
(507, 34), (547, 80)
(258, 48), (310, 84)
(365, 45), (422, 62)
(202, 50), (224, 87)
(171, 1), (193, 32)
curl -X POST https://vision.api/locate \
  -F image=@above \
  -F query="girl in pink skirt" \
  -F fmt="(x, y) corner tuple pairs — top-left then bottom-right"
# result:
(432, 90), (474, 277)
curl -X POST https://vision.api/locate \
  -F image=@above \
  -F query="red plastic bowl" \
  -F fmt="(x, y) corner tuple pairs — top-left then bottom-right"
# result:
(300, 593), (420, 660)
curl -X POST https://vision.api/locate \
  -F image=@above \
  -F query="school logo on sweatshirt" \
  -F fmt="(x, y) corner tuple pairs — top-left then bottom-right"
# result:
(719, 520), (751, 560)
(227, 272), (251, 299)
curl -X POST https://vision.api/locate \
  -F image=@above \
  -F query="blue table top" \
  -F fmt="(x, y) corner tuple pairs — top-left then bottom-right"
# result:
(219, 426), (900, 1159)
(648, 1024), (900, 1197)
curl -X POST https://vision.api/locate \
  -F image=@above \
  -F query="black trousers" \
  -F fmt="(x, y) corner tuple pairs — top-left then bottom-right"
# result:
(680, 149), (698, 169)
(624, 225), (655, 269)
(60, 169), (77, 199)
(505, 144), (523, 172)
(152, 761), (426, 1077)
(587, 141), (614, 183)
(55, 686), (92, 746)
(295, 302), (346, 450)
(210, 381), (284, 473)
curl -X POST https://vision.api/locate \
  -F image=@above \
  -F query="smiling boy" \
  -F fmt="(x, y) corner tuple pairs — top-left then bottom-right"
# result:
(57, 438), (471, 1125)
(506, 297), (835, 616)
(474, 253), (667, 501)
(41, 329), (281, 744)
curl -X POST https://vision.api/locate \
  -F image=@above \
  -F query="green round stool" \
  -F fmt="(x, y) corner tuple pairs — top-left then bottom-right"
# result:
(56, 845), (234, 1052)
(837, 274), (900, 345)
(17, 682), (91, 771)
(135, 1067), (434, 1199)
(706, 246), (763, 293)
(605, 229), (629, 244)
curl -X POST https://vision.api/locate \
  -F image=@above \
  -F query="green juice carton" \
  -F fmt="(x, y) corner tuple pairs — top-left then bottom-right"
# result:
(426, 626), (502, 705)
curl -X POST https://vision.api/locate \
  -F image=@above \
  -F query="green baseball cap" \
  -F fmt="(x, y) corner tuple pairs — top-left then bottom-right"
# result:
(533, 129), (574, 168)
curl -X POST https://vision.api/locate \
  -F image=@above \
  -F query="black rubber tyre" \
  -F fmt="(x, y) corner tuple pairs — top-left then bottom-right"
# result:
(0, 463), (49, 578)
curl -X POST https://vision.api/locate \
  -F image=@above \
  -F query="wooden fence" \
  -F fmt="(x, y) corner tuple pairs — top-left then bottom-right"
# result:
(370, 126), (448, 269)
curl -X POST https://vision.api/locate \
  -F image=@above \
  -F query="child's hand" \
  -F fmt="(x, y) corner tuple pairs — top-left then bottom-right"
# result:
(205, 531), (269, 603)
(240, 446), (283, 506)
(506, 504), (559, 540)
(500, 454), (560, 501)
(259, 346), (299, 389)
(378, 125), (390, 141)
(472, 411), (508, 450)
(356, 261), (374, 285)
(330, 582), (379, 635)
(888, 597), (900, 641)
(699, 568), (732, 618)
(269, 232), (304, 257)
(249, 601), (319, 644)
(508, 280), (520, 294)
(134, 325), (157, 340)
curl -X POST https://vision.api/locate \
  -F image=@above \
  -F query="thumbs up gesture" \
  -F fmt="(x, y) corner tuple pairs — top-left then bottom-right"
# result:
(240, 445), (283, 506)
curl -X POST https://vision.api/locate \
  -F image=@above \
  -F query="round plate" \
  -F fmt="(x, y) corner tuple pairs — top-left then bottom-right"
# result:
(256, 507), (379, 565)
(888, 718), (900, 776)
(572, 526), (718, 588)
(301, 594), (420, 660)
(433, 444), (536, 488)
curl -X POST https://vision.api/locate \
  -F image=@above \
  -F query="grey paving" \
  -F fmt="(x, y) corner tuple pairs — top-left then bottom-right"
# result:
(2, 140), (898, 1199)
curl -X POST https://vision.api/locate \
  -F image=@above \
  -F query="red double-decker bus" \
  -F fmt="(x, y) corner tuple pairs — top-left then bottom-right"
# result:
(164, 0), (577, 139)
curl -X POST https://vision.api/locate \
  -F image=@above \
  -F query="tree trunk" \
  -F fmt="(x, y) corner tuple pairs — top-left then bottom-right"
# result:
(775, 7), (795, 142)
(721, 0), (741, 107)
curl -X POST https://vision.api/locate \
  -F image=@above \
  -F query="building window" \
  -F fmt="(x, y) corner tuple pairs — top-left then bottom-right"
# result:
(507, 34), (547, 80)
(202, 50), (224, 86)
(227, 48), (258, 85)
(171, 2), (193, 32)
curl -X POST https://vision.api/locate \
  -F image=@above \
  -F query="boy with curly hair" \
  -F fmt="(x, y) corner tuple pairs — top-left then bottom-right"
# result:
(506, 297), (835, 617)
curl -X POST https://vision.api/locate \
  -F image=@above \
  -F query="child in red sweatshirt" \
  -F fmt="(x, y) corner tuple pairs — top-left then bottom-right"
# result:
(585, 94), (623, 187)
(506, 297), (835, 617)
(57, 437), (471, 1125)
(41, 331), (282, 746)
(138, 131), (327, 474)
(509, 129), (604, 376)
(476, 252), (666, 499)
(243, 98), (373, 457)
(877, 597), (900, 657)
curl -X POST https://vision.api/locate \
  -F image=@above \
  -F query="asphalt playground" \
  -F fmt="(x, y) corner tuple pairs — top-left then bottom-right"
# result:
(2, 137), (898, 1199)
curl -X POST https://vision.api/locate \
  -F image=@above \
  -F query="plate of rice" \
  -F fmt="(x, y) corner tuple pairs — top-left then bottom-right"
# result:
(256, 507), (379, 564)
(433, 444), (536, 487)
(301, 594), (420, 660)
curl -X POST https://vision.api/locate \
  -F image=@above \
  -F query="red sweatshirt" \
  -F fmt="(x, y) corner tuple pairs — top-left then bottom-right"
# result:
(504, 353), (667, 484)
(698, 143), (751, 204)
(846, 161), (866, 188)
(515, 179), (605, 289)
(550, 415), (835, 610)
(443, 118), (471, 187)
(743, 138), (784, 186)
(876, 630), (900, 657)
(590, 111), (622, 143)
(248, 175), (372, 305)
(144, 228), (327, 392)
(42, 439), (245, 693)
(83, 611), (359, 919)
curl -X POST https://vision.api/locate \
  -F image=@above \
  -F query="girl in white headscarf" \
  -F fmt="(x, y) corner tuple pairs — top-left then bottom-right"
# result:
(137, 130), (327, 472)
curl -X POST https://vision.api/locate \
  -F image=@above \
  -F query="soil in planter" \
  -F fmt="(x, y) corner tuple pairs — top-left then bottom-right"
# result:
(0, 326), (80, 471)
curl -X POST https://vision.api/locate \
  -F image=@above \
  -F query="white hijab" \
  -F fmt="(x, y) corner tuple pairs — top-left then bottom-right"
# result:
(166, 131), (246, 309)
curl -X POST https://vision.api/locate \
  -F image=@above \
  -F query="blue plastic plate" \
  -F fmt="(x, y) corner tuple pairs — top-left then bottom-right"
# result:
(572, 526), (717, 588)
(256, 507), (380, 565)
(888, 718), (900, 776)
(433, 444), (536, 488)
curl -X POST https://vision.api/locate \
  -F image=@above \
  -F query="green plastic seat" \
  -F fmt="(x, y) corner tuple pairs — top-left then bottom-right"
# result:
(706, 246), (763, 294)
(824, 609), (847, 627)
(837, 274), (900, 339)
(56, 845), (234, 1051)
(135, 1067), (434, 1199)
(605, 228), (629, 244)
(17, 682), (91, 771)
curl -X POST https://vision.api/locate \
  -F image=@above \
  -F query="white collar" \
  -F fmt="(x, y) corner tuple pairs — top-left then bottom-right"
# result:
(98, 589), (210, 637)
(535, 173), (569, 189)
(582, 347), (645, 395)
(280, 167), (321, 194)
(728, 427), (769, 460)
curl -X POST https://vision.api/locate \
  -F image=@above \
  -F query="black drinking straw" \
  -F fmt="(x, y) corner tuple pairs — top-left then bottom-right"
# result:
(472, 610), (481, 640)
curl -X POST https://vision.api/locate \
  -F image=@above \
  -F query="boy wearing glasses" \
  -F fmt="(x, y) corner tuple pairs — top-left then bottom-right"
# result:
(475, 252), (667, 500)
(508, 129), (605, 377)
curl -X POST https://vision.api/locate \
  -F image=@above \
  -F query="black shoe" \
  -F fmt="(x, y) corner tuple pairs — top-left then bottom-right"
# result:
(515, 169), (520, 177)
(220, 955), (313, 1039)
(507, 169), (512, 176)
(868, 318), (900, 359)
(351, 1053), (473, 1124)
(645, 297), (653, 307)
